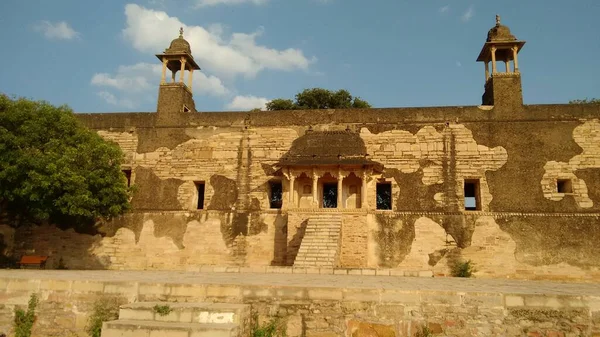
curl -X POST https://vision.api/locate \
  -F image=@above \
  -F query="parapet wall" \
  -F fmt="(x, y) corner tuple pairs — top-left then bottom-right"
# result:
(1, 270), (599, 337)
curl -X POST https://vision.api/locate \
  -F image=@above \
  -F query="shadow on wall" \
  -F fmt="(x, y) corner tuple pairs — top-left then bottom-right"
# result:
(285, 219), (308, 266)
(375, 214), (416, 268)
(271, 210), (288, 266)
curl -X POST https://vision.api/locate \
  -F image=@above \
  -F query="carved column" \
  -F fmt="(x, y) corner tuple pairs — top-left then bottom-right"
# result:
(361, 169), (369, 209)
(505, 58), (510, 72)
(485, 62), (489, 81)
(491, 47), (497, 74)
(188, 69), (194, 90)
(180, 58), (187, 83)
(289, 171), (295, 208)
(312, 169), (318, 208)
(161, 58), (167, 84)
(337, 168), (343, 209)
(512, 46), (519, 72)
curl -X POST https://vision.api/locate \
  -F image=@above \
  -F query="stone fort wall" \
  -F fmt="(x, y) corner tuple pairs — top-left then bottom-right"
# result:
(1, 271), (599, 337)
(4, 103), (600, 281)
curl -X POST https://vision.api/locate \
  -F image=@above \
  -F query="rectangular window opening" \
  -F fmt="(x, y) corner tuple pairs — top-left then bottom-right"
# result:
(376, 182), (392, 210)
(464, 179), (480, 211)
(557, 179), (573, 193)
(122, 169), (132, 187)
(269, 181), (283, 209)
(195, 182), (205, 210)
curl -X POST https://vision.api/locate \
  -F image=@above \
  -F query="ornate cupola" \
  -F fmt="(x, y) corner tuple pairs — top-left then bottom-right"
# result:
(477, 15), (526, 108)
(155, 28), (201, 124)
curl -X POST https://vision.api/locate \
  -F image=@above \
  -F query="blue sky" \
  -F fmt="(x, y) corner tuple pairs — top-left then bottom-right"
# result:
(0, 0), (598, 113)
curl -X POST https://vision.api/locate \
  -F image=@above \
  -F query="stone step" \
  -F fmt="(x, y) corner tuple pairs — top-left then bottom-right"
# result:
(294, 261), (335, 267)
(101, 320), (238, 337)
(118, 302), (250, 325)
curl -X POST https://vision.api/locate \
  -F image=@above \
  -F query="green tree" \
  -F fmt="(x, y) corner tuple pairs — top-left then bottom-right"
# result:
(265, 98), (297, 111)
(569, 98), (600, 104)
(0, 94), (131, 230)
(266, 88), (371, 111)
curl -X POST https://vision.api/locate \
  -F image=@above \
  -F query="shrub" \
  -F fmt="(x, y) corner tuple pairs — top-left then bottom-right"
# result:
(451, 259), (476, 278)
(253, 317), (286, 337)
(85, 297), (121, 337)
(14, 293), (38, 337)
(153, 304), (172, 316)
(415, 325), (432, 337)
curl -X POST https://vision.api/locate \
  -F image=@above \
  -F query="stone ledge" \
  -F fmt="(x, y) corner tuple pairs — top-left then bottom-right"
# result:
(187, 265), (434, 278)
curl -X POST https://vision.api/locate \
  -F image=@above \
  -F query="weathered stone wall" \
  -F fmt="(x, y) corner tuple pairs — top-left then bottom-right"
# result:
(9, 104), (600, 281)
(1, 272), (599, 337)
(15, 211), (284, 270)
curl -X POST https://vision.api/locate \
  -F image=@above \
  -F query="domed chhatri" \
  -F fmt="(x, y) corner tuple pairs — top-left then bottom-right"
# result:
(165, 27), (192, 55)
(155, 27), (201, 91)
(476, 15), (526, 106)
(476, 15), (525, 79)
(486, 15), (518, 42)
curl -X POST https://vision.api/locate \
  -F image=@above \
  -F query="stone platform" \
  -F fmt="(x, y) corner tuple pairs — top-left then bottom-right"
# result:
(1, 270), (600, 336)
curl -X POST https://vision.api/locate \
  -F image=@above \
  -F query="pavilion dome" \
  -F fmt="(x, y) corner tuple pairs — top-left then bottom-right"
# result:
(165, 28), (192, 55)
(486, 16), (518, 42)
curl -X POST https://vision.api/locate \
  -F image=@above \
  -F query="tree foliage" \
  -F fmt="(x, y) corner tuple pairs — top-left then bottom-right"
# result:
(0, 94), (131, 229)
(266, 88), (371, 111)
(569, 98), (600, 104)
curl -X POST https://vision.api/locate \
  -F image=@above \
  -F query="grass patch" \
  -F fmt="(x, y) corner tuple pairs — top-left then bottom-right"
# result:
(85, 297), (122, 337)
(14, 293), (38, 337)
(253, 317), (286, 337)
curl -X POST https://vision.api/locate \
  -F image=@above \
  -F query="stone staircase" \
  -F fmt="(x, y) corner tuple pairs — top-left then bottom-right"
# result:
(101, 302), (250, 337)
(293, 214), (342, 267)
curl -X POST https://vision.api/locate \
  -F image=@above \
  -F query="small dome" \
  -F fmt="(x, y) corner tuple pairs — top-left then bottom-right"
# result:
(165, 28), (192, 55)
(486, 15), (517, 42)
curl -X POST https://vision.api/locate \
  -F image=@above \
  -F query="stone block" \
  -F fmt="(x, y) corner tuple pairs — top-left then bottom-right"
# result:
(505, 295), (525, 307)
(344, 289), (380, 302)
(275, 288), (306, 300)
(347, 319), (396, 337)
(206, 285), (242, 299)
(40, 280), (72, 291)
(7, 280), (41, 292)
(72, 281), (105, 293)
(308, 288), (343, 301)
(380, 290), (421, 305)
(139, 283), (170, 296)
(421, 292), (461, 305)
(169, 285), (206, 298)
(104, 282), (138, 295)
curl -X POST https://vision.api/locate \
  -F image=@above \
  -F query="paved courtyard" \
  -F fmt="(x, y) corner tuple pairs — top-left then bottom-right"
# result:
(1, 270), (599, 296)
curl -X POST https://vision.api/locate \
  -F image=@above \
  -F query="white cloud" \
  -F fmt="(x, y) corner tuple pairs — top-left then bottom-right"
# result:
(121, 4), (315, 79)
(34, 21), (80, 40)
(439, 5), (449, 14)
(91, 62), (228, 109)
(194, 0), (268, 7)
(96, 91), (135, 109)
(226, 95), (269, 110)
(461, 5), (474, 22)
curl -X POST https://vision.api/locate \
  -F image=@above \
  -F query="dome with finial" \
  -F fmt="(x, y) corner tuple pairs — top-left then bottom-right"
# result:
(165, 27), (192, 55)
(486, 15), (517, 42)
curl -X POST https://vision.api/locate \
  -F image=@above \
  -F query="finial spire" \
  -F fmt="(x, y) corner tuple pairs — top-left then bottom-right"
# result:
(179, 27), (184, 38)
(495, 14), (501, 25)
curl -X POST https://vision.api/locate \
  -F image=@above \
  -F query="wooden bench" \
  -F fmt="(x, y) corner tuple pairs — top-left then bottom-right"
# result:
(19, 255), (48, 269)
